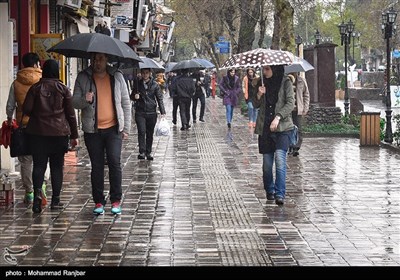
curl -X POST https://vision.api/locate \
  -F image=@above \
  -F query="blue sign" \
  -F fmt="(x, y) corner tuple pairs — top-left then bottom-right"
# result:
(218, 36), (225, 41)
(215, 41), (230, 48)
(393, 49), (400, 59)
(219, 48), (230, 54)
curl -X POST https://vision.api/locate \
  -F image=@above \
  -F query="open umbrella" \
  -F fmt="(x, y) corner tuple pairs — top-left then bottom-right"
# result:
(171, 60), (205, 72)
(165, 62), (178, 73)
(47, 33), (142, 63)
(120, 56), (164, 72)
(284, 58), (314, 73)
(220, 48), (294, 69)
(192, 58), (215, 69)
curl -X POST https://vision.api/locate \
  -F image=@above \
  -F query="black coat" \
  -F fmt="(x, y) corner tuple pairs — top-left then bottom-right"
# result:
(133, 78), (166, 115)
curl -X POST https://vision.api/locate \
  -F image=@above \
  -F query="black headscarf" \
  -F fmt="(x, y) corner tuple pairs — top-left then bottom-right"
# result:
(264, 65), (284, 105)
(42, 59), (60, 79)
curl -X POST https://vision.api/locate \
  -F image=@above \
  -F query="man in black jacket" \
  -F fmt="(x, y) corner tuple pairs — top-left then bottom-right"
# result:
(132, 68), (166, 160)
(171, 69), (195, 130)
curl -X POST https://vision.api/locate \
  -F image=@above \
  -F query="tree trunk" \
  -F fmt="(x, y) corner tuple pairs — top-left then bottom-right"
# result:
(237, 0), (261, 53)
(271, 0), (294, 51)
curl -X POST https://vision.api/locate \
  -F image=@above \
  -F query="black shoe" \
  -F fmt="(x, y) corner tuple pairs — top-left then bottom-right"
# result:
(32, 188), (42, 213)
(227, 123), (231, 129)
(187, 124), (191, 128)
(199, 118), (205, 122)
(275, 197), (284, 205)
(180, 126), (186, 131)
(267, 193), (275, 200)
(292, 151), (299, 157)
(172, 120), (177, 125)
(146, 154), (154, 161)
(138, 154), (145, 159)
(193, 119), (197, 123)
(50, 202), (64, 210)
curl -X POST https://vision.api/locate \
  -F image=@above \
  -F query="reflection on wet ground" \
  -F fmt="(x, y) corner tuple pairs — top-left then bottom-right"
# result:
(0, 97), (399, 266)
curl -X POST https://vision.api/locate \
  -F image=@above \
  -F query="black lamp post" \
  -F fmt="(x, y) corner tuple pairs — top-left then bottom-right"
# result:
(315, 29), (321, 45)
(352, 31), (361, 64)
(382, 7), (397, 143)
(338, 19), (355, 117)
(295, 35), (303, 56)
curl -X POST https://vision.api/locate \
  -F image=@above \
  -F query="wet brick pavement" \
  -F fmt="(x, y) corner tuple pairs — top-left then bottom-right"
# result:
(0, 96), (399, 267)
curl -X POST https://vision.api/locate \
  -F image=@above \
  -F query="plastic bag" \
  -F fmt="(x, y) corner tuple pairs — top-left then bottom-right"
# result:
(155, 118), (170, 136)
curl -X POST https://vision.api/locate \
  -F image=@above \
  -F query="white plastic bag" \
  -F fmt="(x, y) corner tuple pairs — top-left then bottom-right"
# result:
(155, 118), (170, 136)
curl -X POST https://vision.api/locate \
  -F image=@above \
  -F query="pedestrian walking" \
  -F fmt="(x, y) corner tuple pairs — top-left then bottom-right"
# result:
(131, 68), (166, 160)
(170, 69), (195, 131)
(72, 52), (131, 215)
(288, 73), (310, 156)
(191, 70), (206, 123)
(242, 68), (260, 128)
(219, 69), (241, 129)
(23, 59), (79, 213)
(5, 52), (49, 206)
(253, 65), (294, 205)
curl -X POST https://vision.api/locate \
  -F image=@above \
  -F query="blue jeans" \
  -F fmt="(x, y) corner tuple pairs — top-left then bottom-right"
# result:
(84, 126), (122, 205)
(247, 101), (258, 123)
(262, 149), (287, 199)
(225, 105), (234, 124)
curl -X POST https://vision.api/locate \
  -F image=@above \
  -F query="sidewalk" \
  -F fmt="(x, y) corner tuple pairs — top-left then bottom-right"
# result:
(0, 96), (399, 266)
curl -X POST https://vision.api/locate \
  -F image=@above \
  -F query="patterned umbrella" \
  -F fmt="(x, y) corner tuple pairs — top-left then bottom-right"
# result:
(220, 48), (294, 69)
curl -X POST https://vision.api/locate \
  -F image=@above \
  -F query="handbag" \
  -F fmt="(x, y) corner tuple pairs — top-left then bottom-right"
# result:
(10, 114), (30, 157)
(289, 125), (299, 147)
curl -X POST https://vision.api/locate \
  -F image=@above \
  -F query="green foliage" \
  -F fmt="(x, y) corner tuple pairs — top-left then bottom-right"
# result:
(380, 118), (385, 141)
(392, 114), (400, 145)
(240, 99), (248, 114)
(341, 114), (360, 128)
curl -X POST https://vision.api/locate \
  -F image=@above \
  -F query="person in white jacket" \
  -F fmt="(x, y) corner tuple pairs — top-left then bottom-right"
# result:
(288, 73), (310, 156)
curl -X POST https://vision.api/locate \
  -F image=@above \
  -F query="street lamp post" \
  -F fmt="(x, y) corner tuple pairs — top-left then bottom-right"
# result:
(295, 35), (303, 57)
(315, 29), (321, 45)
(338, 19), (355, 117)
(352, 31), (361, 64)
(382, 7), (398, 143)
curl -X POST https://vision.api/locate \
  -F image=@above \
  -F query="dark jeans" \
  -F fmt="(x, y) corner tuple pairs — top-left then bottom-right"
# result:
(179, 97), (191, 127)
(135, 113), (157, 155)
(172, 97), (180, 125)
(291, 112), (303, 149)
(192, 94), (205, 120)
(84, 126), (122, 205)
(32, 151), (64, 200)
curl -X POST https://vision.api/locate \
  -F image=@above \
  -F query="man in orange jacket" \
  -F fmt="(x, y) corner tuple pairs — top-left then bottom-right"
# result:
(5, 52), (47, 205)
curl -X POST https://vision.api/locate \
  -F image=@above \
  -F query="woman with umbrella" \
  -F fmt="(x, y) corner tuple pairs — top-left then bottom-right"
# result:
(253, 65), (295, 206)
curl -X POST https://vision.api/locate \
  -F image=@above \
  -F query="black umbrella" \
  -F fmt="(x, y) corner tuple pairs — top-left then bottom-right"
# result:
(171, 60), (205, 72)
(47, 33), (142, 63)
(119, 56), (165, 73)
(192, 58), (215, 69)
(165, 62), (178, 73)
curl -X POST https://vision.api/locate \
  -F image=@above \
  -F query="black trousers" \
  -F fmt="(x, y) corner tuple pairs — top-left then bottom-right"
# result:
(172, 97), (180, 125)
(178, 97), (192, 127)
(192, 94), (205, 121)
(135, 113), (157, 155)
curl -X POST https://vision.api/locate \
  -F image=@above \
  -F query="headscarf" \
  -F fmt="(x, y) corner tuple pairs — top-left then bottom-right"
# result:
(42, 59), (60, 79)
(265, 65), (284, 105)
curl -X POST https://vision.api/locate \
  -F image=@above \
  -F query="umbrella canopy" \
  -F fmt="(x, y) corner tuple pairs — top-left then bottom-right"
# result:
(165, 62), (178, 73)
(119, 56), (164, 75)
(284, 58), (314, 73)
(171, 60), (205, 72)
(191, 58), (215, 69)
(221, 48), (294, 69)
(47, 33), (142, 63)
(138, 57), (164, 71)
